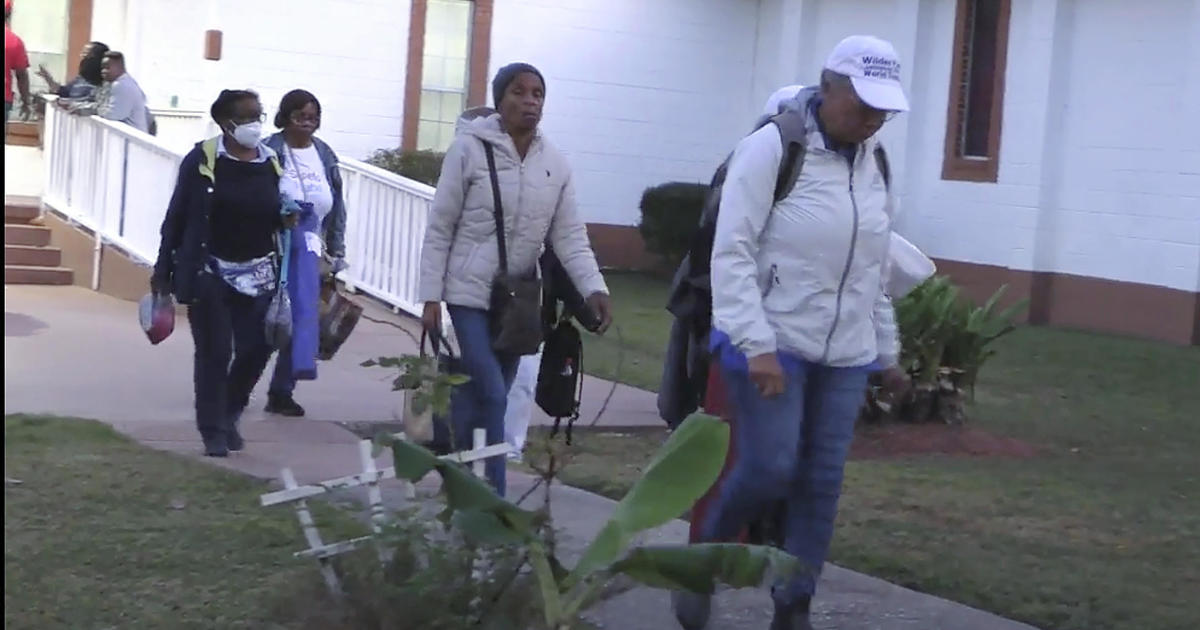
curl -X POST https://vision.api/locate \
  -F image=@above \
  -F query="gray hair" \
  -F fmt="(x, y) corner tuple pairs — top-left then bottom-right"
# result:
(820, 69), (853, 92)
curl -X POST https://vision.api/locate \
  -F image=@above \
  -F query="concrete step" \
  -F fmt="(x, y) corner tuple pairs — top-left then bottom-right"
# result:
(4, 203), (40, 225)
(4, 265), (74, 286)
(5, 244), (62, 267)
(4, 224), (51, 247)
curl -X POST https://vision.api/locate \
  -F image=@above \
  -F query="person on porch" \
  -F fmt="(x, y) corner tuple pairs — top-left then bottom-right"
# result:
(67, 51), (149, 134)
(37, 41), (109, 102)
(674, 35), (913, 630)
(4, 0), (31, 140)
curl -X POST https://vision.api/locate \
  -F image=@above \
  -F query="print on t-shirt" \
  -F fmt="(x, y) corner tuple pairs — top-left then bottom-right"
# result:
(280, 144), (335, 222)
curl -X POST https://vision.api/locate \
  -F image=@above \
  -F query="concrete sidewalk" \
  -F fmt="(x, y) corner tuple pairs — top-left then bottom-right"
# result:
(3, 284), (660, 429)
(4, 285), (1038, 630)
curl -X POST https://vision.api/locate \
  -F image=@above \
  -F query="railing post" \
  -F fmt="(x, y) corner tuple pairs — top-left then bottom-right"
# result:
(118, 137), (129, 237)
(472, 428), (486, 479)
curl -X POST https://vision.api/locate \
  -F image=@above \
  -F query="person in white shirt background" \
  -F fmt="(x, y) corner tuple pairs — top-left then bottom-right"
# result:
(263, 89), (349, 417)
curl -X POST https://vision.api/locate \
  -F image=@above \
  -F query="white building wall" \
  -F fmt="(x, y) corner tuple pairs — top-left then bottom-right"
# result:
(91, 0), (412, 161)
(1046, 0), (1200, 292)
(488, 0), (761, 225)
(776, 0), (1199, 293)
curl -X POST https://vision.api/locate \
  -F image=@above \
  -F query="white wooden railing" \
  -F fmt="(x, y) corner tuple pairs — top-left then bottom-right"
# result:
(40, 96), (435, 319)
(338, 161), (436, 316)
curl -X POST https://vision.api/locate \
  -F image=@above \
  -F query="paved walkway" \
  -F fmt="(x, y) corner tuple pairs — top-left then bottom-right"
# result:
(4, 285), (1038, 630)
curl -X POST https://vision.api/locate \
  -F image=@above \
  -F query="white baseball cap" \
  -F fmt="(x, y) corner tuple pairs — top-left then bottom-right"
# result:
(824, 35), (909, 112)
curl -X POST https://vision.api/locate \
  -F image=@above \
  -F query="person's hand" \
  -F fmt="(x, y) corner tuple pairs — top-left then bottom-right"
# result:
(281, 212), (300, 229)
(747, 353), (786, 398)
(329, 257), (349, 275)
(879, 365), (911, 399)
(36, 64), (53, 82)
(421, 301), (443, 337)
(585, 292), (613, 335)
(149, 275), (171, 297)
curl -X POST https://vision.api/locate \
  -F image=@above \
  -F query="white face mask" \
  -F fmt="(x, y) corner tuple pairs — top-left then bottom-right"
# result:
(229, 121), (262, 149)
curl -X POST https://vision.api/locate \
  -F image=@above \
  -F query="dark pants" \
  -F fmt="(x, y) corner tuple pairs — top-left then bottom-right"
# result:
(447, 305), (520, 496)
(697, 361), (869, 604)
(187, 274), (275, 440)
(268, 345), (296, 396)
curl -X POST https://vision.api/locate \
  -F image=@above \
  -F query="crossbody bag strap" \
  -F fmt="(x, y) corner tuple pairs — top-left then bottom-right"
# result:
(481, 140), (509, 276)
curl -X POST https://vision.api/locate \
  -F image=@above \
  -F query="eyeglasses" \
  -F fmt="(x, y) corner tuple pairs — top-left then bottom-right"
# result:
(289, 112), (320, 125)
(231, 113), (266, 125)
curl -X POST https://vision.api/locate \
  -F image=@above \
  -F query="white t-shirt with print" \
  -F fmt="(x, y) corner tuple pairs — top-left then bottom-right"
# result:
(280, 144), (335, 222)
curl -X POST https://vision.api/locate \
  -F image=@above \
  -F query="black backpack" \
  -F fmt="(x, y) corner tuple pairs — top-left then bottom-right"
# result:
(536, 319), (583, 444)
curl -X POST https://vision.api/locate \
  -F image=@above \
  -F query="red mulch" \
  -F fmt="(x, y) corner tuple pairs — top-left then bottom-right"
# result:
(851, 423), (1038, 459)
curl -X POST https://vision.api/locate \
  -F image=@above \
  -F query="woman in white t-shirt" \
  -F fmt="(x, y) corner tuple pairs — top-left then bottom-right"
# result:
(263, 89), (349, 417)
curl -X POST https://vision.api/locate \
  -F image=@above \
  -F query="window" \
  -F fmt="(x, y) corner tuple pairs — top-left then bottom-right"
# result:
(417, 0), (472, 151)
(402, 0), (493, 153)
(942, 0), (1011, 182)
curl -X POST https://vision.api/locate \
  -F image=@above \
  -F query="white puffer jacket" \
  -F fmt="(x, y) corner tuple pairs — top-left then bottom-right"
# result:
(711, 113), (900, 368)
(418, 115), (607, 310)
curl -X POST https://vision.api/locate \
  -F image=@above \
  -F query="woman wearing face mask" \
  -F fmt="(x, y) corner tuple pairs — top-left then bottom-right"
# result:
(261, 89), (348, 418)
(419, 63), (613, 496)
(39, 41), (108, 101)
(152, 89), (292, 457)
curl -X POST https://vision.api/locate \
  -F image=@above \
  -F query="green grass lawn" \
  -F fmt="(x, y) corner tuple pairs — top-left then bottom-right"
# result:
(582, 272), (676, 391)
(559, 271), (1200, 630)
(3, 416), (364, 630)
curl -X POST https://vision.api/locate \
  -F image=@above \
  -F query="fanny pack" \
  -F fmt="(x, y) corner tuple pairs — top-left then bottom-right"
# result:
(211, 254), (277, 297)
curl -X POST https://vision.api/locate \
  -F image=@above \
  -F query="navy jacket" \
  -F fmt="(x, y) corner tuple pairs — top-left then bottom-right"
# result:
(264, 133), (347, 258)
(151, 140), (283, 304)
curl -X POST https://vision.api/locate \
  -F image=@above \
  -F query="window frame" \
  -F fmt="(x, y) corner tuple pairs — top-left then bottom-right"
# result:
(941, 0), (1012, 183)
(402, 0), (493, 153)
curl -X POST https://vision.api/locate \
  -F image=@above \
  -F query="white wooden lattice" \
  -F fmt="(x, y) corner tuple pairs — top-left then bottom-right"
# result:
(259, 429), (513, 593)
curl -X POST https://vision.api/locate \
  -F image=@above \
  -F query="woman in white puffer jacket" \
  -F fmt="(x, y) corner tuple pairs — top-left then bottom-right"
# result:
(418, 63), (612, 496)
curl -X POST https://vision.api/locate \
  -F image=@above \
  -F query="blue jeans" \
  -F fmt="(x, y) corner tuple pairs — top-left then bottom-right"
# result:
(698, 361), (869, 604)
(447, 305), (520, 496)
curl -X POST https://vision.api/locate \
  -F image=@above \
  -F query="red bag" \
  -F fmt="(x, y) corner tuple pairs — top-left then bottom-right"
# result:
(138, 292), (176, 345)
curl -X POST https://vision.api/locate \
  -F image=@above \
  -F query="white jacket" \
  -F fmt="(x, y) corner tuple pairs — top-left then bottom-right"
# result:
(711, 115), (900, 368)
(419, 115), (607, 309)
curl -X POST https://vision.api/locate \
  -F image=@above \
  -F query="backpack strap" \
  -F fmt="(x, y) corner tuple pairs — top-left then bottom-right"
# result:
(198, 137), (220, 183)
(873, 144), (892, 190)
(198, 136), (284, 183)
(771, 109), (809, 203)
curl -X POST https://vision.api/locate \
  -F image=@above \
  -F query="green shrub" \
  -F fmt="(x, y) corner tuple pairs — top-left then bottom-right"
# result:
(637, 182), (709, 266)
(865, 276), (1028, 424)
(367, 148), (445, 187)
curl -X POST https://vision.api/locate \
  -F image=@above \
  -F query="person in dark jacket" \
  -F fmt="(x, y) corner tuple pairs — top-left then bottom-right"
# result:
(38, 40), (107, 101)
(152, 89), (291, 457)
(262, 89), (348, 417)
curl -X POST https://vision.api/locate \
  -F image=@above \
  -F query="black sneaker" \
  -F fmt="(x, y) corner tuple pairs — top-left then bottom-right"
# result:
(671, 590), (711, 630)
(265, 394), (305, 417)
(770, 597), (814, 630)
(203, 434), (229, 458)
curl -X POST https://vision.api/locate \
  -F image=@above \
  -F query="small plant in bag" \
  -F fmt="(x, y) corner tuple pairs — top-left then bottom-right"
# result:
(362, 353), (470, 445)
(362, 354), (469, 415)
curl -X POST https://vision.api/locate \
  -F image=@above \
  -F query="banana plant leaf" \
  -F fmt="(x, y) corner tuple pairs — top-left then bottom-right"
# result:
(569, 414), (729, 586)
(608, 543), (804, 595)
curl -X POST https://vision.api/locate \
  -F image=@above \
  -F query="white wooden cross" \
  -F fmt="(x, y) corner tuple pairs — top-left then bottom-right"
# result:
(258, 428), (514, 594)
